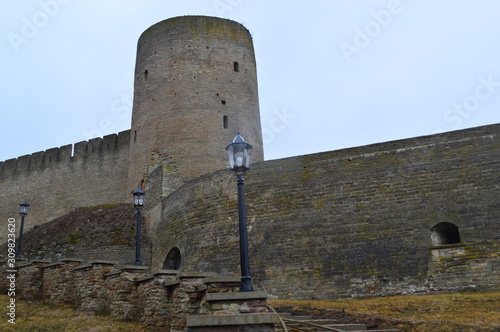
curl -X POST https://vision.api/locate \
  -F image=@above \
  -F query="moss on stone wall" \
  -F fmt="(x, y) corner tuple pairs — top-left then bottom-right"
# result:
(153, 124), (500, 299)
(0, 204), (152, 265)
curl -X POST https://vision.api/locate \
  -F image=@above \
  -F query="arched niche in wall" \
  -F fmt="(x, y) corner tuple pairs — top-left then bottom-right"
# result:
(163, 247), (182, 270)
(430, 222), (462, 246)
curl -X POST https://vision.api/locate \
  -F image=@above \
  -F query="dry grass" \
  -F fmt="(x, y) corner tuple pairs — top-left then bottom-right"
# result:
(269, 291), (500, 332)
(0, 295), (146, 331)
(1, 292), (498, 331)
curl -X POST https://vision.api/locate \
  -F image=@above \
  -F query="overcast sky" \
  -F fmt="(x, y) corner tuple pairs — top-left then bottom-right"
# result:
(1, 1), (499, 163)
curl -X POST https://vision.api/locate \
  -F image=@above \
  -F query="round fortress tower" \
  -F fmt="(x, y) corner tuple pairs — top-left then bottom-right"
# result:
(128, 16), (264, 194)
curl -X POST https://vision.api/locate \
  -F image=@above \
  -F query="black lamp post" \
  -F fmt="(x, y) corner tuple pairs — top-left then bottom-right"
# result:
(226, 132), (254, 291)
(132, 187), (145, 266)
(15, 200), (30, 258)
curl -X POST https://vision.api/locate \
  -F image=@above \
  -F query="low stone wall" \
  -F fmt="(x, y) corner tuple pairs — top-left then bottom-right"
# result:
(428, 240), (500, 292)
(136, 270), (180, 328)
(41, 258), (83, 305)
(11, 260), (48, 301)
(1, 259), (279, 331)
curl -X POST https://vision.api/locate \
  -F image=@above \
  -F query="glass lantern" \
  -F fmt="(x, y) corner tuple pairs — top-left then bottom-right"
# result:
(19, 200), (30, 215)
(226, 133), (253, 174)
(132, 187), (145, 208)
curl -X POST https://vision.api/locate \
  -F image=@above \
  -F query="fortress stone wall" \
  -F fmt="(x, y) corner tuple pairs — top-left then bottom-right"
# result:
(0, 131), (130, 244)
(153, 124), (499, 299)
(0, 16), (498, 301)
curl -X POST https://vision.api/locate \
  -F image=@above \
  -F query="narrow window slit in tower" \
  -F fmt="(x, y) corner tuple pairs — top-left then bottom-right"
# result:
(233, 61), (239, 72)
(223, 115), (228, 129)
(144, 69), (148, 79)
(134, 130), (137, 142)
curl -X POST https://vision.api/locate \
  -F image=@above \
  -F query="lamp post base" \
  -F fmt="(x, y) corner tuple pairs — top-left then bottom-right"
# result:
(240, 275), (254, 291)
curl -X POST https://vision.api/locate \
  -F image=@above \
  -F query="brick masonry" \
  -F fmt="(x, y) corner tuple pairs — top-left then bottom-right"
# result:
(0, 16), (498, 302)
(0, 132), (131, 244)
(128, 16), (264, 196)
(152, 124), (500, 299)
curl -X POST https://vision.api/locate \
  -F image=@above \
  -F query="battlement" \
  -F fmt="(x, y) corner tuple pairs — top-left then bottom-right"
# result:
(0, 130), (131, 242)
(0, 130), (130, 179)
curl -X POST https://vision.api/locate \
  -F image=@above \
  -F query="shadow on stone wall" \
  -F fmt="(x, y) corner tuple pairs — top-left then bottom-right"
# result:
(0, 204), (152, 266)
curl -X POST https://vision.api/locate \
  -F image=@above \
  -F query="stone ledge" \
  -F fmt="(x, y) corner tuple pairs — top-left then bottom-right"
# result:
(104, 271), (122, 278)
(203, 276), (241, 284)
(152, 269), (180, 276)
(73, 264), (92, 271)
(89, 260), (115, 266)
(180, 272), (217, 278)
(120, 265), (149, 272)
(40, 262), (63, 269)
(205, 290), (268, 302)
(186, 313), (280, 327)
(135, 275), (155, 283)
(60, 258), (84, 263)
(30, 260), (52, 264)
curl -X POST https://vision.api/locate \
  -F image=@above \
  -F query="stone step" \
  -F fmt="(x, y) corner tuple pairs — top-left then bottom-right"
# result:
(282, 317), (400, 332)
(302, 319), (340, 326)
(325, 324), (366, 331)
(285, 320), (365, 331)
(286, 327), (323, 332)
(186, 313), (280, 327)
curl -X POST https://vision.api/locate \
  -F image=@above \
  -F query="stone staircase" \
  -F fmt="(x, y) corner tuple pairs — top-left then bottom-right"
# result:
(276, 313), (400, 332)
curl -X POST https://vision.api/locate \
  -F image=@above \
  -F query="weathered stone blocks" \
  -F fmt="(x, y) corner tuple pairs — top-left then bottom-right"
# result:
(153, 124), (500, 299)
(7, 259), (278, 331)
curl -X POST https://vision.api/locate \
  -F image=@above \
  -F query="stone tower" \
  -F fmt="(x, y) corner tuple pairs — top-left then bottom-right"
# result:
(128, 16), (264, 197)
